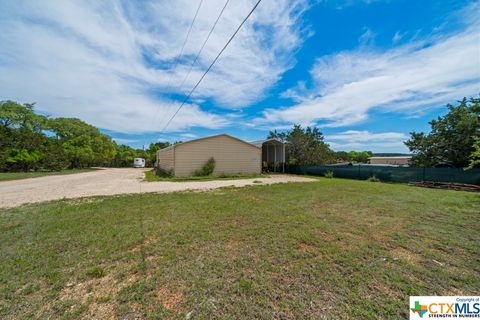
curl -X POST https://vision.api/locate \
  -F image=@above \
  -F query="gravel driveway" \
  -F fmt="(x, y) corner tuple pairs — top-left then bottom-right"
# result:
(0, 168), (314, 208)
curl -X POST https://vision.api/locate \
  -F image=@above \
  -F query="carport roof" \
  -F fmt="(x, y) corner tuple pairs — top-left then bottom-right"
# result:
(250, 138), (284, 148)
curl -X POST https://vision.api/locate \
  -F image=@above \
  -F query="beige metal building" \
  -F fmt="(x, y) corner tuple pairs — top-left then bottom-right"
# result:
(368, 156), (412, 166)
(156, 134), (262, 177)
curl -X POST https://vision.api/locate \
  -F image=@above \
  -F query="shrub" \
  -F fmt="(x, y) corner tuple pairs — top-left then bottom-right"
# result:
(193, 157), (215, 176)
(155, 167), (173, 178)
(324, 170), (334, 178)
(367, 175), (380, 182)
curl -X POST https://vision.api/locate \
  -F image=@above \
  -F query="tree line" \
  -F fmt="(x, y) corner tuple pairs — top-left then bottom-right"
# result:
(2, 96), (478, 172)
(268, 125), (374, 166)
(268, 97), (479, 168)
(0, 101), (171, 172)
(405, 97), (479, 168)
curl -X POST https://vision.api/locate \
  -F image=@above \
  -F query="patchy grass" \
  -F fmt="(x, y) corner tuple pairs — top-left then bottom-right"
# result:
(144, 169), (266, 182)
(0, 168), (97, 182)
(0, 178), (478, 319)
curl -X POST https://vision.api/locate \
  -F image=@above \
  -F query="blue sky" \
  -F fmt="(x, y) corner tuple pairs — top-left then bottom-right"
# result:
(0, 0), (479, 152)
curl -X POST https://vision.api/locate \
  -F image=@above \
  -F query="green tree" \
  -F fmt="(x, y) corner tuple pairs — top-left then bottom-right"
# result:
(405, 98), (480, 167)
(267, 129), (287, 142)
(0, 101), (51, 171)
(348, 151), (373, 163)
(334, 151), (349, 162)
(4, 149), (42, 172)
(268, 125), (335, 165)
(49, 118), (116, 168)
(112, 144), (140, 167)
(467, 137), (480, 169)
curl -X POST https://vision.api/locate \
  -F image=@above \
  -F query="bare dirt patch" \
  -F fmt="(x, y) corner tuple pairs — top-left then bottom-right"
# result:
(298, 242), (319, 253)
(157, 286), (184, 310)
(37, 271), (140, 319)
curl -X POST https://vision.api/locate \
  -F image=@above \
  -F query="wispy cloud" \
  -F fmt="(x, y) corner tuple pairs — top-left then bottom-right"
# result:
(392, 31), (405, 43)
(255, 4), (480, 128)
(112, 137), (140, 145)
(358, 27), (376, 46)
(0, 0), (309, 133)
(326, 130), (409, 151)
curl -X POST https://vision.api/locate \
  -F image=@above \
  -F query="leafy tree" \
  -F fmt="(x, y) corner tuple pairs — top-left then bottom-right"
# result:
(348, 150), (373, 163)
(267, 129), (287, 142)
(405, 98), (480, 167)
(335, 151), (349, 162)
(41, 139), (69, 171)
(0, 101), (51, 171)
(5, 149), (42, 172)
(112, 144), (141, 167)
(268, 125), (335, 165)
(1, 100), (170, 171)
(467, 137), (480, 169)
(49, 118), (116, 168)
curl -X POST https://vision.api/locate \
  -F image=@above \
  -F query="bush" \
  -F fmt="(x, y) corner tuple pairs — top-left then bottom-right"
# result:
(367, 175), (380, 182)
(324, 170), (334, 178)
(193, 157), (215, 176)
(155, 167), (173, 178)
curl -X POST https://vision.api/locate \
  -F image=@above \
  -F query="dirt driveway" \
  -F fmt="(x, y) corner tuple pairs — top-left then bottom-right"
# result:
(0, 168), (314, 208)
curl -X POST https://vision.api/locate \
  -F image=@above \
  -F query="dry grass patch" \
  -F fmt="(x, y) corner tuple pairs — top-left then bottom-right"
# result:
(157, 286), (184, 311)
(390, 247), (421, 264)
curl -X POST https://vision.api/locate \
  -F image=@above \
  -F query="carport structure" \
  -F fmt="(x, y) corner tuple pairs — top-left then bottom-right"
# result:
(251, 139), (285, 172)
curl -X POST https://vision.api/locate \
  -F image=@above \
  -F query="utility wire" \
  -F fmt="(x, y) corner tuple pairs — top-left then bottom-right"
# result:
(149, 0), (204, 134)
(174, 0), (231, 96)
(159, 0), (263, 134)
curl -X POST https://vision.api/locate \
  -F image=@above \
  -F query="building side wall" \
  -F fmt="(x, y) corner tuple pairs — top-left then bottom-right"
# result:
(369, 158), (411, 165)
(174, 135), (261, 177)
(156, 148), (175, 174)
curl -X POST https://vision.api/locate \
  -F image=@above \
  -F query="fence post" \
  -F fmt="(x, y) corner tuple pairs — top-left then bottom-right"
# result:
(357, 165), (361, 180)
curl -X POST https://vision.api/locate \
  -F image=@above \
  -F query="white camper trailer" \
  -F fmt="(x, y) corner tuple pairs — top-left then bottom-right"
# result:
(133, 158), (146, 168)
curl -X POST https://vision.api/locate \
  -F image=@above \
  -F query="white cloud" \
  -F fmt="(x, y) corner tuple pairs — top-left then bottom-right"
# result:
(0, 0), (308, 133)
(328, 130), (408, 142)
(179, 133), (198, 139)
(326, 130), (409, 152)
(112, 138), (140, 144)
(254, 10), (480, 128)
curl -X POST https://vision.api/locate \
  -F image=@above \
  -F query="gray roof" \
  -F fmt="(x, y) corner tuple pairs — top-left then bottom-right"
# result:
(157, 134), (260, 154)
(250, 138), (284, 148)
(368, 156), (412, 159)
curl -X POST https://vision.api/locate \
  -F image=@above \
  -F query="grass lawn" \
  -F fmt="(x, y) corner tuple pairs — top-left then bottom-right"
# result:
(144, 169), (266, 182)
(0, 168), (97, 182)
(0, 178), (478, 319)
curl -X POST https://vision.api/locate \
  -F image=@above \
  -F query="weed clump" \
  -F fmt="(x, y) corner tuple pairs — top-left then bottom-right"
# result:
(193, 157), (215, 176)
(324, 170), (334, 178)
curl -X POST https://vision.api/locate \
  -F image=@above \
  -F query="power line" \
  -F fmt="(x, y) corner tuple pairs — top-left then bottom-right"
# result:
(174, 0), (231, 96)
(149, 0), (204, 134)
(159, 0), (263, 134)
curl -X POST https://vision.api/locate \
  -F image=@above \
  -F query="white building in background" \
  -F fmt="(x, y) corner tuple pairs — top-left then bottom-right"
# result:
(368, 156), (412, 166)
